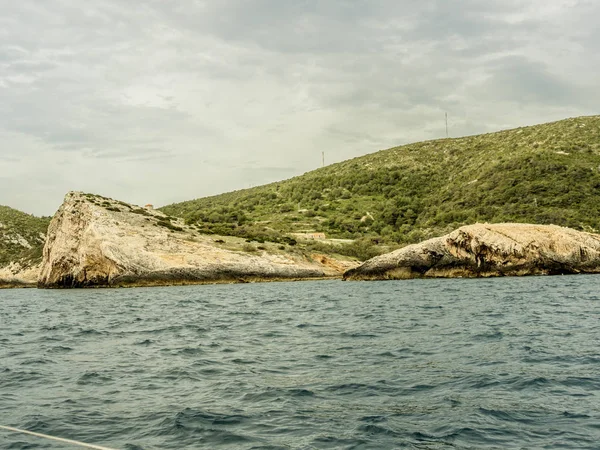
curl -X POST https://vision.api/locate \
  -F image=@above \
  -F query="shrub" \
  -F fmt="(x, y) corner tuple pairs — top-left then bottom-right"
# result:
(131, 208), (152, 216)
(156, 220), (183, 232)
(282, 237), (297, 246)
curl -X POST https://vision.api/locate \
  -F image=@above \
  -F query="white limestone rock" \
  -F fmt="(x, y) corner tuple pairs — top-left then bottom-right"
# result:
(344, 223), (600, 280)
(39, 192), (355, 288)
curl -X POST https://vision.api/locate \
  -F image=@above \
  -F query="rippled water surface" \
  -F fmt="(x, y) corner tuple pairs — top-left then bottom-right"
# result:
(1, 277), (600, 449)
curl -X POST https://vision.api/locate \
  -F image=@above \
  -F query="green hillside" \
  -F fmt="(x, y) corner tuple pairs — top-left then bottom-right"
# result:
(161, 116), (600, 248)
(0, 206), (51, 267)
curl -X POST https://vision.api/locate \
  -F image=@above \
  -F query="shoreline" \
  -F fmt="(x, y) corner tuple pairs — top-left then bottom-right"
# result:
(5, 271), (600, 290)
(34, 275), (341, 290)
(0, 282), (36, 289)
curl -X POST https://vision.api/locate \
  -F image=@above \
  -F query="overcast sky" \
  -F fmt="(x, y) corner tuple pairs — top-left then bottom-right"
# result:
(1, 0), (598, 215)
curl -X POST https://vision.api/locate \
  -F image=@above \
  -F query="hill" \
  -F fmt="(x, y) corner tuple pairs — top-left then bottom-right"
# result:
(0, 205), (50, 268)
(160, 116), (600, 249)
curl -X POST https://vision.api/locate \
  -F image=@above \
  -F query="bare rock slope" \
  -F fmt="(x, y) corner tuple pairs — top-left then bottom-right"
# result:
(344, 223), (600, 280)
(39, 192), (355, 288)
(0, 262), (41, 288)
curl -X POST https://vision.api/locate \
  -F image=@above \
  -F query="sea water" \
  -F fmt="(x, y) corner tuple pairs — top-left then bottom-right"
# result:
(1, 277), (600, 449)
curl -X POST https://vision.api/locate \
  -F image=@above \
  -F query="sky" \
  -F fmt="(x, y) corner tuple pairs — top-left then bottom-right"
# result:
(1, 0), (599, 216)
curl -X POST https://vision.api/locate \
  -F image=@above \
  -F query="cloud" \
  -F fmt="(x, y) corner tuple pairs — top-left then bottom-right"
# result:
(0, 0), (599, 215)
(475, 55), (583, 106)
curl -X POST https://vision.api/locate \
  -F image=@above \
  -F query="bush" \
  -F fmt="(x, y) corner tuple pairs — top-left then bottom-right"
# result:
(282, 237), (297, 246)
(131, 208), (152, 216)
(336, 239), (384, 261)
(156, 220), (183, 232)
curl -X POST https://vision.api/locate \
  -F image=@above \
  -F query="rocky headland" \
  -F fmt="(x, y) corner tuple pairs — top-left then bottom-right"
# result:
(37, 192), (357, 288)
(344, 223), (600, 280)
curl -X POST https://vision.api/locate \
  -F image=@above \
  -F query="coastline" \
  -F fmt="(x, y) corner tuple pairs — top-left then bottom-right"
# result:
(0, 281), (36, 289)
(36, 275), (340, 289)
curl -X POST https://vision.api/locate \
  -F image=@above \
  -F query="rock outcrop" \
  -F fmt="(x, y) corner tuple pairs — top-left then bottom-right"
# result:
(0, 262), (40, 288)
(344, 223), (600, 280)
(38, 192), (357, 288)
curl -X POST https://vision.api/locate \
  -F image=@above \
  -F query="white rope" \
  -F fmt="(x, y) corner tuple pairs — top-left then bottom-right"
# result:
(0, 425), (118, 450)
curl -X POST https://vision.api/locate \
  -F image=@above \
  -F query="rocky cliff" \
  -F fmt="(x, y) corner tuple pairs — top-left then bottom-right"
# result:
(344, 223), (600, 280)
(38, 192), (357, 288)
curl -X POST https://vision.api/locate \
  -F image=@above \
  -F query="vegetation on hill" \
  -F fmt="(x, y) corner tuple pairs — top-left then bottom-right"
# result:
(160, 116), (600, 250)
(0, 206), (51, 267)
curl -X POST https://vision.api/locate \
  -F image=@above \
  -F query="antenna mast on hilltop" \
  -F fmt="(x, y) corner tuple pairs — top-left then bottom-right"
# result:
(445, 112), (449, 138)
(322, 151), (325, 168)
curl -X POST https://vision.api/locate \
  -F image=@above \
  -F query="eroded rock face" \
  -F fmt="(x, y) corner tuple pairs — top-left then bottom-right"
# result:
(38, 192), (355, 288)
(344, 223), (600, 280)
(0, 262), (40, 288)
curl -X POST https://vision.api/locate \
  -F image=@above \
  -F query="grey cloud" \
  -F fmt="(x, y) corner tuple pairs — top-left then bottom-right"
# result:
(91, 148), (172, 161)
(157, 0), (530, 54)
(0, 0), (598, 215)
(478, 55), (587, 106)
(0, 46), (29, 62)
(233, 165), (301, 188)
(154, 0), (381, 53)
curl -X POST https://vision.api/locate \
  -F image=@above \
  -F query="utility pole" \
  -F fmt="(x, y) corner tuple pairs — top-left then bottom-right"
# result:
(322, 151), (325, 168)
(445, 112), (449, 138)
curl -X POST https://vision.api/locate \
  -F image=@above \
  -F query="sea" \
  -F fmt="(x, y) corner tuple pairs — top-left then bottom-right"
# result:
(1, 276), (600, 449)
